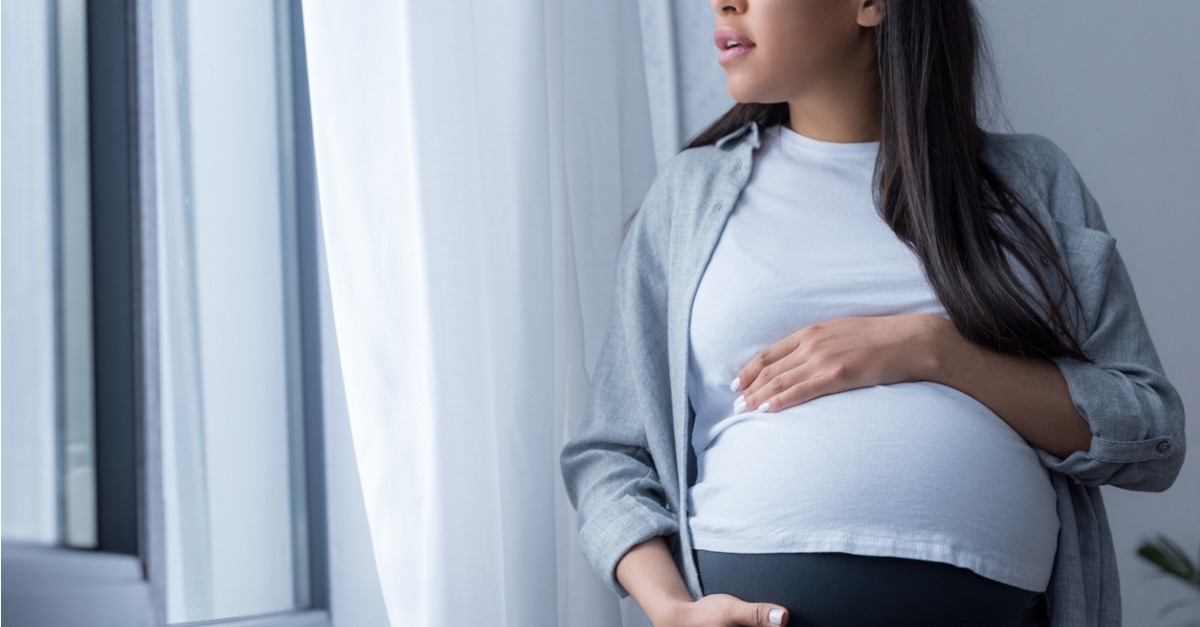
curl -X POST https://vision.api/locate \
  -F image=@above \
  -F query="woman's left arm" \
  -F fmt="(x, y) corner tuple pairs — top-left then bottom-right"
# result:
(732, 304), (1182, 492)
(923, 315), (1093, 461)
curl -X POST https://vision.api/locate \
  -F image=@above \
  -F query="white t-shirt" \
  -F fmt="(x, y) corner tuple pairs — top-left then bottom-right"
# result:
(685, 124), (1060, 592)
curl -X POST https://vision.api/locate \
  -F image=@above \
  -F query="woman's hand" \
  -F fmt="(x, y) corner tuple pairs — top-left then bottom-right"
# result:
(653, 594), (789, 627)
(617, 536), (790, 627)
(730, 313), (946, 414)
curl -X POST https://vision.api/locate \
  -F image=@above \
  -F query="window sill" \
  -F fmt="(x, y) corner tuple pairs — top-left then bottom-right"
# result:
(2, 542), (331, 627)
(2, 542), (156, 627)
(175, 609), (330, 627)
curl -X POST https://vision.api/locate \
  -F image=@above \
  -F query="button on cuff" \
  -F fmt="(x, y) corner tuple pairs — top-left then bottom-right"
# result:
(1088, 434), (1178, 464)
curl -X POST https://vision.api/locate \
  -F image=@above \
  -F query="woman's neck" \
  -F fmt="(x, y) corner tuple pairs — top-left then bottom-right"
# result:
(786, 55), (882, 143)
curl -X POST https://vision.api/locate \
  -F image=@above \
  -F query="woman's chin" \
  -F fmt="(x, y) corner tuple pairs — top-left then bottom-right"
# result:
(723, 78), (778, 106)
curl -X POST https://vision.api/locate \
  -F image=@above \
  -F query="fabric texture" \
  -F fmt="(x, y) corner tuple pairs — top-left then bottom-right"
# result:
(559, 120), (1187, 626)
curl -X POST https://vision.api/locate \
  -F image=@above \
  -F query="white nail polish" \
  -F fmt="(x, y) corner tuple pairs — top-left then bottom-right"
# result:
(757, 401), (770, 412)
(769, 608), (784, 625)
(733, 395), (746, 414)
(729, 376), (742, 392)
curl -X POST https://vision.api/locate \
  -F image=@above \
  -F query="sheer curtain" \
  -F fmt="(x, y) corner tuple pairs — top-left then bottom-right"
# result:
(301, 1), (656, 625)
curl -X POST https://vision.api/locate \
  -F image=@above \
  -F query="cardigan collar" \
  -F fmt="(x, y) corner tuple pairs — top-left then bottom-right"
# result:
(714, 120), (763, 150)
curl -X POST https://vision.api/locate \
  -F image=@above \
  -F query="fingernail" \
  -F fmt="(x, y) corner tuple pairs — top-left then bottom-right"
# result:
(729, 376), (742, 392)
(757, 401), (770, 412)
(733, 395), (746, 414)
(769, 608), (784, 625)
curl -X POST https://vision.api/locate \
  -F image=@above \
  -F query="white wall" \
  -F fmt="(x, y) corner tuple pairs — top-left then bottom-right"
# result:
(642, 1), (1199, 624)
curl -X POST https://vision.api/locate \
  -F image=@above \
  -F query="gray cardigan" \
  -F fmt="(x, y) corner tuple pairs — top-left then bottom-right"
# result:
(559, 121), (1185, 626)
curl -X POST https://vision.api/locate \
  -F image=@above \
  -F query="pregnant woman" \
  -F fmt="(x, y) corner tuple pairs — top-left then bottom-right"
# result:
(560, 1), (1186, 625)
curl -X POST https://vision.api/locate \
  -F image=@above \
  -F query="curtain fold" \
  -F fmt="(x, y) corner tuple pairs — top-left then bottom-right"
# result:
(301, 1), (656, 624)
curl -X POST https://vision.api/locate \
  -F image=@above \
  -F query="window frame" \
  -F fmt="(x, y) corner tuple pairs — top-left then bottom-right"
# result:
(1, 1), (330, 625)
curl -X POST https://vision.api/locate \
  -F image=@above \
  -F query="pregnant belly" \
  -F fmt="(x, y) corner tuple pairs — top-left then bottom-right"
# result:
(686, 381), (1060, 591)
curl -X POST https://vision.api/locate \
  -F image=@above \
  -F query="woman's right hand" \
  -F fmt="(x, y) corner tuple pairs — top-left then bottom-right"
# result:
(615, 537), (789, 627)
(653, 594), (789, 627)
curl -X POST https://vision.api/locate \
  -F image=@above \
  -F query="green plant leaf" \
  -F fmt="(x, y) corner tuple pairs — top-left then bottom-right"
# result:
(1136, 533), (1200, 591)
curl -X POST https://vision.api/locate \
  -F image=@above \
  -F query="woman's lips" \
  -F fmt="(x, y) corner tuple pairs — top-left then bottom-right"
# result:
(714, 27), (755, 66)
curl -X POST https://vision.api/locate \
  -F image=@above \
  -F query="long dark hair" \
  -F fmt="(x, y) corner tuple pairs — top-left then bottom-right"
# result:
(635, 0), (1087, 362)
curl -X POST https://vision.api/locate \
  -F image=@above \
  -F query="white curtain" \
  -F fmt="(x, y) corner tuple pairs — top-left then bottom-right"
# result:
(301, 1), (656, 625)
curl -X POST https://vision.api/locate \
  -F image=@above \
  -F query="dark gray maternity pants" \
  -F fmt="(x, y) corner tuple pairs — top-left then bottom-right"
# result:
(695, 549), (1049, 627)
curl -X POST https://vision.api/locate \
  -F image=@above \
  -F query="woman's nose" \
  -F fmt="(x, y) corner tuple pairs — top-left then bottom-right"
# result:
(711, 0), (746, 16)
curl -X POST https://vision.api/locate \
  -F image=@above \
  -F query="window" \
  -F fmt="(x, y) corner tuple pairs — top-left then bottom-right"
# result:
(2, 1), (328, 625)
(2, 0), (96, 550)
(154, 0), (312, 621)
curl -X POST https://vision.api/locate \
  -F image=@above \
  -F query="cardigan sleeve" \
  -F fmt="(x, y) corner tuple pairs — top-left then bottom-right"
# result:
(559, 169), (679, 599)
(1030, 139), (1186, 492)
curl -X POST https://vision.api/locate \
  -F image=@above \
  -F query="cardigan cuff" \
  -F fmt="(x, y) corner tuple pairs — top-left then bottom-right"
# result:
(578, 492), (679, 599)
(1040, 355), (1183, 490)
